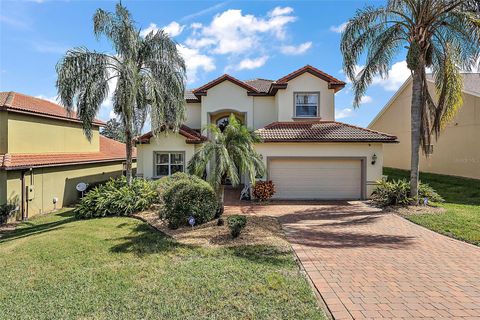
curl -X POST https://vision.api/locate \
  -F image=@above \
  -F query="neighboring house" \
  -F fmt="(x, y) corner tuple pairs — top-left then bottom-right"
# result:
(136, 65), (397, 200)
(369, 73), (480, 180)
(0, 92), (135, 220)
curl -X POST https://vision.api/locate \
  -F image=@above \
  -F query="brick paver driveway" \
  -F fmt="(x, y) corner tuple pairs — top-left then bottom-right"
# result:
(225, 199), (480, 319)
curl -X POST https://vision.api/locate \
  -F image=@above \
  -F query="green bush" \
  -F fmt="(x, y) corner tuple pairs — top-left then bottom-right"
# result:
(161, 175), (218, 229)
(371, 179), (444, 207)
(0, 197), (19, 224)
(227, 215), (247, 238)
(74, 177), (159, 219)
(155, 172), (202, 202)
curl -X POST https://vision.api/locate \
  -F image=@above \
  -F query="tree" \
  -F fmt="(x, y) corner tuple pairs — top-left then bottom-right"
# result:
(341, 0), (480, 201)
(56, 2), (186, 184)
(101, 118), (126, 142)
(188, 114), (265, 214)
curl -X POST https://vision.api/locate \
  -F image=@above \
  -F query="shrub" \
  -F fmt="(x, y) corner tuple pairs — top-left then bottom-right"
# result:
(74, 177), (159, 219)
(0, 197), (19, 224)
(371, 179), (444, 207)
(227, 215), (247, 238)
(155, 172), (206, 203)
(252, 180), (275, 201)
(161, 176), (218, 229)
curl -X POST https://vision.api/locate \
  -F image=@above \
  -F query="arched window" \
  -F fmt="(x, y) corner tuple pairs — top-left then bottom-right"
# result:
(216, 116), (230, 132)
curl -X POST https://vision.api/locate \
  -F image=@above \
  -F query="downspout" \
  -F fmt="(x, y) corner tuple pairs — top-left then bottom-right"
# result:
(20, 170), (26, 221)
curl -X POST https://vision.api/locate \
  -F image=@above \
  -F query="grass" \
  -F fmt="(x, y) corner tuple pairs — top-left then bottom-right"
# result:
(384, 167), (480, 246)
(0, 210), (325, 320)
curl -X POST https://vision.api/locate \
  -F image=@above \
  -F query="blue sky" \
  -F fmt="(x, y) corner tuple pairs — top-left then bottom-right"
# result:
(0, 0), (411, 128)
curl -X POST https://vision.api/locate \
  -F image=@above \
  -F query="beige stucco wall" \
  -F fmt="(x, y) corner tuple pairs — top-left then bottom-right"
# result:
(185, 102), (201, 129)
(254, 142), (384, 196)
(4, 162), (125, 219)
(201, 81), (254, 129)
(136, 134), (196, 179)
(370, 80), (480, 179)
(253, 96), (276, 129)
(7, 112), (100, 154)
(0, 111), (7, 154)
(276, 73), (335, 121)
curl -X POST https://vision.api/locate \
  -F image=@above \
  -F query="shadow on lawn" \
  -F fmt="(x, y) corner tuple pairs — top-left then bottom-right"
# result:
(0, 210), (77, 243)
(228, 245), (292, 266)
(109, 223), (191, 255)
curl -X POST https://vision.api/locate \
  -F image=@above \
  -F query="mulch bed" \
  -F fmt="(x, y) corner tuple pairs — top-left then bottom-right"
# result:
(133, 210), (291, 250)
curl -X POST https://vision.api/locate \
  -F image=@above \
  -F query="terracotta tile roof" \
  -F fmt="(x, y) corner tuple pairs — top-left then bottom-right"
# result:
(192, 74), (260, 95)
(185, 90), (200, 102)
(276, 65), (346, 92)
(0, 136), (134, 170)
(136, 124), (207, 144)
(0, 91), (105, 126)
(256, 121), (397, 143)
(244, 79), (274, 93)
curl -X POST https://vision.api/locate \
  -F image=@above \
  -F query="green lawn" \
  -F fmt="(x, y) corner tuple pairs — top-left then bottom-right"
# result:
(0, 210), (325, 320)
(384, 167), (480, 246)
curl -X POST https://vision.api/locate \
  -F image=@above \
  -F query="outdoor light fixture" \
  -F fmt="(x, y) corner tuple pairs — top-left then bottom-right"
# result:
(371, 153), (377, 165)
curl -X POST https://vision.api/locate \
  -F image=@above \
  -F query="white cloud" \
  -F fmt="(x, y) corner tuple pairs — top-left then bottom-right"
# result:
(335, 108), (354, 119)
(185, 7), (296, 54)
(180, 2), (228, 22)
(236, 56), (269, 70)
(140, 21), (185, 38)
(0, 15), (30, 29)
(280, 41), (312, 55)
(372, 60), (410, 91)
(32, 41), (68, 54)
(177, 44), (216, 83)
(330, 22), (347, 33)
(360, 95), (373, 104)
(344, 61), (411, 92)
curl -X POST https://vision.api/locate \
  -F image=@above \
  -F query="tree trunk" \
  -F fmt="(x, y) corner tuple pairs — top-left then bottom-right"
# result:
(125, 129), (133, 185)
(409, 66), (424, 202)
(215, 184), (225, 218)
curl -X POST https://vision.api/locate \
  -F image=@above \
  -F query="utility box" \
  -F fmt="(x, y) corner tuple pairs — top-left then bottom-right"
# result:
(26, 185), (35, 201)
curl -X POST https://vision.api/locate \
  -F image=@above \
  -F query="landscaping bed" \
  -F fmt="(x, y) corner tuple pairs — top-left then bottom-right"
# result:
(0, 209), (325, 320)
(384, 167), (480, 246)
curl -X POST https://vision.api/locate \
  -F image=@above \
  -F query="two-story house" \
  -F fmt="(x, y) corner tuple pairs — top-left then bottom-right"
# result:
(136, 65), (397, 200)
(0, 92), (134, 220)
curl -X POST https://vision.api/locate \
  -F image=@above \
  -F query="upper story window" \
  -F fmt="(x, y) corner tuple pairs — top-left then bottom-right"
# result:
(294, 92), (319, 118)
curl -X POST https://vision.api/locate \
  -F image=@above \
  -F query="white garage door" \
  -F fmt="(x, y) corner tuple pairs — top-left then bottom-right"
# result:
(269, 158), (363, 200)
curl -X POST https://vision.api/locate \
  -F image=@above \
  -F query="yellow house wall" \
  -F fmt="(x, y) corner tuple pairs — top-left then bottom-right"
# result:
(136, 134), (195, 179)
(201, 81), (254, 129)
(0, 111), (7, 154)
(185, 102), (201, 129)
(7, 112), (100, 154)
(253, 96), (276, 129)
(0, 170), (7, 205)
(255, 142), (384, 196)
(276, 73), (335, 121)
(5, 162), (125, 219)
(370, 80), (480, 179)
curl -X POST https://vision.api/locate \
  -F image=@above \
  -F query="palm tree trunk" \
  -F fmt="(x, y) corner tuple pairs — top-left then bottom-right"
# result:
(216, 184), (225, 218)
(409, 66), (424, 202)
(125, 129), (133, 185)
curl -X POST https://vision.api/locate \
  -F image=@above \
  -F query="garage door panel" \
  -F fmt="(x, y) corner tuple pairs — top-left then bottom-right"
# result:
(269, 158), (362, 200)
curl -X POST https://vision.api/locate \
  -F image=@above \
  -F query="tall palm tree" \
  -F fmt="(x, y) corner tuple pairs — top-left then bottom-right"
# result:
(341, 0), (480, 200)
(188, 114), (265, 214)
(56, 3), (186, 184)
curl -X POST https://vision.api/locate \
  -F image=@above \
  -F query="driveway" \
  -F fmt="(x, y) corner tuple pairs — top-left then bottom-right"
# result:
(225, 199), (480, 319)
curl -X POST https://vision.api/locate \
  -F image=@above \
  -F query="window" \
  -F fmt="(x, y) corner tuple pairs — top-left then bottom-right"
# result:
(154, 152), (184, 177)
(295, 92), (319, 118)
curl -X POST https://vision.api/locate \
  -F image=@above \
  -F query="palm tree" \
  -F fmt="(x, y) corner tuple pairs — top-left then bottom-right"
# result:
(341, 0), (480, 201)
(56, 3), (186, 184)
(188, 114), (265, 214)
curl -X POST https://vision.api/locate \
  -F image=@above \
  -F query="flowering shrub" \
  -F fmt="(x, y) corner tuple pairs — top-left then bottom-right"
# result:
(252, 180), (276, 201)
(160, 175), (218, 229)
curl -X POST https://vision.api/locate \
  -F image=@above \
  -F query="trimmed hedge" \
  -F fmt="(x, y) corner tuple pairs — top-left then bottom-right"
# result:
(74, 177), (159, 219)
(160, 174), (218, 229)
(227, 215), (247, 238)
